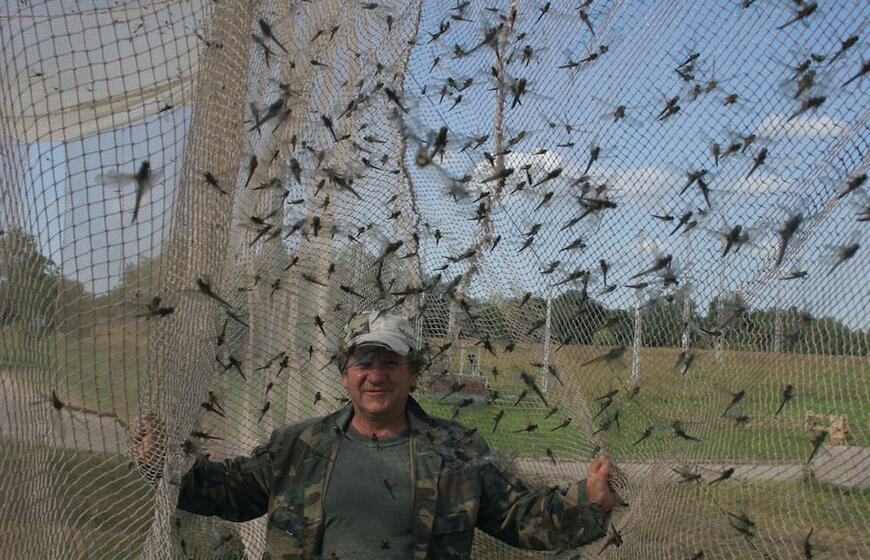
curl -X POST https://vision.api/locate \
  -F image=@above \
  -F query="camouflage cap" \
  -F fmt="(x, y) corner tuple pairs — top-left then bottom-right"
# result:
(344, 311), (415, 356)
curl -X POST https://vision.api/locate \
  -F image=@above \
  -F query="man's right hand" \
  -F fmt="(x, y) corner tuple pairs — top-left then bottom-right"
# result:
(130, 412), (167, 483)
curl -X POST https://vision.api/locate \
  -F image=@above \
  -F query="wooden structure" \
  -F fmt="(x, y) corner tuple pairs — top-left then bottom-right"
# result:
(804, 411), (849, 445)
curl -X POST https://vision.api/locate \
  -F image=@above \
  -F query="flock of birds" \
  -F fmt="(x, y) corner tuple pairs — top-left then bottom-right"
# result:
(82, 0), (870, 557)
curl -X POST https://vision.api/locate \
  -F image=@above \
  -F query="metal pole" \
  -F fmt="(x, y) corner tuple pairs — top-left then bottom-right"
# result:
(415, 292), (425, 351)
(541, 283), (552, 393)
(680, 230), (692, 353)
(715, 257), (724, 363)
(631, 288), (642, 386)
(680, 294), (691, 353)
(444, 299), (456, 373)
(630, 229), (643, 385)
(774, 282), (783, 353)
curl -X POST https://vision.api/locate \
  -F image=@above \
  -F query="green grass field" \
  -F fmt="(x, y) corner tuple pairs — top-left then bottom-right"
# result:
(2, 320), (868, 557)
(2, 324), (868, 463)
(0, 441), (152, 559)
(0, 439), (252, 559)
(419, 338), (869, 461)
(1, 436), (866, 559)
(0, 321), (147, 418)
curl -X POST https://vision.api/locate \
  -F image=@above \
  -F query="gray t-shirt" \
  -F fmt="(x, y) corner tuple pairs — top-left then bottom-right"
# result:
(321, 425), (414, 559)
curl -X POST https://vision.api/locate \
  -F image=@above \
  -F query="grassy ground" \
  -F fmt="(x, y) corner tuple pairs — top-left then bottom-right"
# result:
(613, 473), (870, 558)
(0, 322), (146, 419)
(0, 440), (152, 559)
(0, 439), (251, 559)
(2, 325), (867, 463)
(2, 319), (867, 557)
(419, 338), (869, 461)
(1, 437), (865, 559)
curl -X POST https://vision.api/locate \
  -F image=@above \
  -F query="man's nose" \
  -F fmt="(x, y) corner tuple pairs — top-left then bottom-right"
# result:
(366, 364), (388, 382)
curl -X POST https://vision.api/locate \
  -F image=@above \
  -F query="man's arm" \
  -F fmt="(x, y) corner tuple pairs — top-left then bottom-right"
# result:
(475, 441), (613, 550)
(175, 445), (272, 522)
(131, 414), (273, 522)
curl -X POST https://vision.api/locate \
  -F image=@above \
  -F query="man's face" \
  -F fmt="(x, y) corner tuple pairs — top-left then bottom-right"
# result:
(341, 346), (418, 424)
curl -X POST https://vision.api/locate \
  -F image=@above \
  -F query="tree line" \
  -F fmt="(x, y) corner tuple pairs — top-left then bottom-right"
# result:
(419, 278), (868, 357)
(2, 227), (866, 356)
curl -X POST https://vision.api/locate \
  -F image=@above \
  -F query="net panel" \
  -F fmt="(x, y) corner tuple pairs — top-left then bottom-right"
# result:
(1, 0), (868, 558)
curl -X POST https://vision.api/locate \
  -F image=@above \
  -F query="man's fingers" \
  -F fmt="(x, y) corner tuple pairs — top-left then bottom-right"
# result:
(589, 454), (613, 475)
(131, 413), (166, 460)
(589, 455), (604, 472)
(586, 456), (618, 513)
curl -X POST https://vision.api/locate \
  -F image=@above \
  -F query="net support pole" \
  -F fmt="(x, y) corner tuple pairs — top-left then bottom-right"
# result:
(774, 282), (783, 353)
(630, 230), (643, 385)
(680, 292), (691, 353)
(715, 257), (725, 363)
(631, 287), (642, 386)
(541, 283), (552, 393)
(680, 228), (692, 353)
(415, 293), (425, 351)
(444, 299), (456, 373)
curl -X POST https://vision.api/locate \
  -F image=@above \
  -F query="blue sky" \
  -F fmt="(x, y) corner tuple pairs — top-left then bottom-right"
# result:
(18, 107), (187, 293)
(399, 0), (870, 328)
(4, 0), (870, 330)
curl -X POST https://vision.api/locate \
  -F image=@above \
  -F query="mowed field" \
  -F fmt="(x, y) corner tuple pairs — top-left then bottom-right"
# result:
(2, 324), (868, 461)
(1, 325), (869, 558)
(419, 337), (869, 462)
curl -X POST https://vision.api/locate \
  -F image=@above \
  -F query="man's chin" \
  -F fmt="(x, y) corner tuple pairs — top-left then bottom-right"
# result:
(361, 393), (391, 407)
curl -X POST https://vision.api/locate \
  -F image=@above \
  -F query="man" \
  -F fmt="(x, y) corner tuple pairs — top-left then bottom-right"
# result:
(135, 312), (616, 559)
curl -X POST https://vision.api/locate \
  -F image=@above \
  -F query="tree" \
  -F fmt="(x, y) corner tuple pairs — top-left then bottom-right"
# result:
(550, 290), (607, 345)
(641, 301), (684, 347)
(0, 227), (72, 332)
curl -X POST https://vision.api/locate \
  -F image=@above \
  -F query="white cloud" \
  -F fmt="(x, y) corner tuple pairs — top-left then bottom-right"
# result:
(731, 170), (792, 194)
(605, 166), (681, 196)
(757, 113), (846, 138)
(621, 237), (674, 256)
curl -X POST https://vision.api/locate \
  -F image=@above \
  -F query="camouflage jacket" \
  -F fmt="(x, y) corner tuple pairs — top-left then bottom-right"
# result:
(177, 397), (609, 559)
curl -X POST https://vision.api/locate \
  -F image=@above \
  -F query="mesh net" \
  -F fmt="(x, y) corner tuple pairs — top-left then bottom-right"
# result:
(1, 0), (869, 558)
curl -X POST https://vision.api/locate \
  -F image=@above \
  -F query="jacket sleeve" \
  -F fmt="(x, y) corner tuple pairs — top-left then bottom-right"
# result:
(175, 441), (274, 522)
(473, 438), (610, 550)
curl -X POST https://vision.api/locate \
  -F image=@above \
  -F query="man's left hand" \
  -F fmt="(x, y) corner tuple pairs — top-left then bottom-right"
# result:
(586, 455), (616, 513)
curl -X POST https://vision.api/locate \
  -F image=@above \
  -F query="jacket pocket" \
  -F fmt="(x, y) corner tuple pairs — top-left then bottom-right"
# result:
(429, 510), (474, 559)
(266, 506), (304, 558)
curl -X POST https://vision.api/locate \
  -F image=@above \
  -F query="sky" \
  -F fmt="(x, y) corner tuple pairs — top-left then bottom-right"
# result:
(399, 0), (870, 329)
(3, 0), (870, 330)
